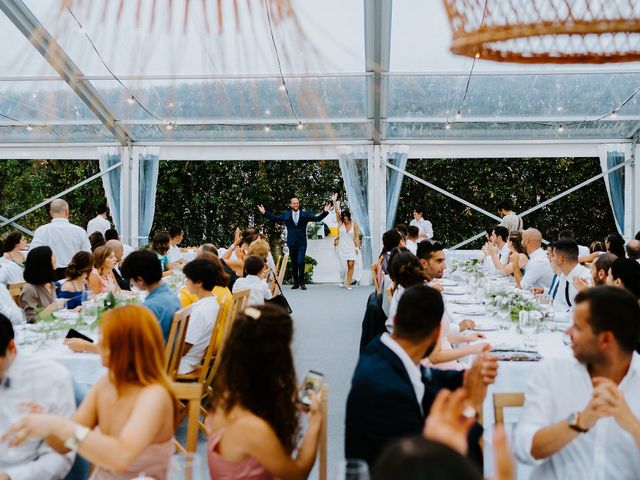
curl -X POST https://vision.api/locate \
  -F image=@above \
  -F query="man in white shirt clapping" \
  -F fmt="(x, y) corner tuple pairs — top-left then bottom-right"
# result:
(409, 205), (433, 242)
(513, 228), (553, 290)
(0, 313), (76, 479)
(30, 199), (91, 280)
(514, 286), (640, 480)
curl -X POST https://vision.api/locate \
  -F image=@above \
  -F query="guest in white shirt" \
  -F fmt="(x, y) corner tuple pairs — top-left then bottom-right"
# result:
(483, 226), (511, 271)
(551, 239), (592, 310)
(86, 204), (111, 236)
(232, 255), (272, 306)
(513, 228), (553, 290)
(178, 259), (220, 375)
(0, 233), (27, 284)
(0, 313), (76, 479)
(606, 257), (640, 301)
(0, 284), (25, 325)
(30, 199), (91, 280)
(166, 226), (185, 267)
(496, 199), (523, 233)
(409, 205), (433, 242)
(558, 229), (590, 259)
(514, 286), (640, 480)
(405, 226), (419, 255)
(104, 228), (134, 259)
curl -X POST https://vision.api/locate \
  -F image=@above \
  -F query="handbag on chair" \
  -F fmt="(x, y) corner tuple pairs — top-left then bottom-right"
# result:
(266, 270), (293, 314)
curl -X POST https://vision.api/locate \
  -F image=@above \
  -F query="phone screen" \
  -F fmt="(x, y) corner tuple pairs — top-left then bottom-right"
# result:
(298, 370), (324, 407)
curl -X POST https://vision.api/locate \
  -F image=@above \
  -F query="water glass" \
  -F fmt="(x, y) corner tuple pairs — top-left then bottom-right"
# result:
(82, 304), (99, 332)
(496, 304), (511, 331)
(337, 459), (370, 480)
(520, 311), (540, 349)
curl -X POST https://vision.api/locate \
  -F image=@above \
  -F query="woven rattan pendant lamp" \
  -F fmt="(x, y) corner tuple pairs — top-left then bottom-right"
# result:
(442, 0), (640, 63)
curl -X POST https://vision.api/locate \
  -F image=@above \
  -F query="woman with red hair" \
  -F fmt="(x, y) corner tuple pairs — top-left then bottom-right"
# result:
(3, 305), (177, 479)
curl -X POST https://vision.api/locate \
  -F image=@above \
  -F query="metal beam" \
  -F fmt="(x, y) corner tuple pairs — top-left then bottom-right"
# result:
(0, 0), (132, 146)
(365, 0), (392, 145)
(0, 215), (33, 236)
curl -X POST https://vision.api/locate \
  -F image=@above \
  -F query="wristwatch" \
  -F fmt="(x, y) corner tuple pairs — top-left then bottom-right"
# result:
(567, 412), (589, 433)
(63, 425), (90, 451)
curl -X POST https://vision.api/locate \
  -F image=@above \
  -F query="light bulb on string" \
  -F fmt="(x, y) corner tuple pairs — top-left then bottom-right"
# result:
(264, 125), (271, 132)
(168, 102), (174, 108)
(127, 96), (135, 105)
(455, 111), (462, 120)
(26, 124), (33, 131)
(557, 125), (564, 133)
(278, 83), (286, 92)
(609, 111), (618, 119)
(445, 122), (451, 130)
(265, 109), (271, 115)
(165, 123), (173, 131)
(297, 122), (304, 130)
(474, 52), (480, 59)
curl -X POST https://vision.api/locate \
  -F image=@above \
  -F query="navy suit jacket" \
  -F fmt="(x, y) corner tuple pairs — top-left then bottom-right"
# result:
(263, 209), (328, 248)
(345, 336), (482, 468)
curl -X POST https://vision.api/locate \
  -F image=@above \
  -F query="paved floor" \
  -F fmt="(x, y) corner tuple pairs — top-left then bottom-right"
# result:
(180, 283), (370, 479)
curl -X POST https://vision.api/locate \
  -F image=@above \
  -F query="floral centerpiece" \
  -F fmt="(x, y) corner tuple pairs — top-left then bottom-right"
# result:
(487, 288), (538, 320)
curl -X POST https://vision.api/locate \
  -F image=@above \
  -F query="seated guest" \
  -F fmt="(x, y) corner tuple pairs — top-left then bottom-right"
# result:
(104, 228), (133, 259)
(178, 259), (221, 375)
(57, 251), (93, 309)
(150, 231), (172, 275)
(198, 243), (238, 291)
(574, 253), (617, 292)
(0, 313), (76, 479)
(0, 232), (27, 284)
(206, 304), (324, 478)
(122, 250), (181, 341)
(483, 225), (511, 271)
(20, 246), (60, 323)
(88, 245), (121, 295)
(166, 226), (185, 268)
(607, 257), (640, 301)
(395, 224), (409, 241)
(514, 287), (640, 479)
(88, 231), (106, 252)
(105, 239), (130, 291)
(558, 229), (590, 258)
(512, 228), (553, 290)
(386, 249), (426, 330)
(409, 205), (434, 242)
(378, 229), (405, 316)
(626, 239), (640, 262)
(179, 252), (231, 317)
(222, 231), (254, 277)
(580, 233), (625, 264)
(589, 240), (605, 253)
(550, 239), (592, 310)
(496, 198), (523, 232)
(345, 285), (498, 467)
(502, 232), (529, 276)
(4, 305), (178, 479)
(232, 255), (273, 306)
(405, 226), (419, 255)
(0, 283), (25, 325)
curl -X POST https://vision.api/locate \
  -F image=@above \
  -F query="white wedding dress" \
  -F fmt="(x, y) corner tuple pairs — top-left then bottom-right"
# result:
(337, 223), (357, 262)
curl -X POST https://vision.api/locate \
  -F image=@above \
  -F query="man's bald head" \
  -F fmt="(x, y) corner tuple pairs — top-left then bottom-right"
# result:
(522, 228), (543, 253)
(49, 199), (69, 218)
(105, 239), (123, 261)
(626, 239), (640, 260)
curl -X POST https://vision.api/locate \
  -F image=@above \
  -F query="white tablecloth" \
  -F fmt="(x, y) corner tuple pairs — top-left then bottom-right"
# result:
(444, 283), (573, 478)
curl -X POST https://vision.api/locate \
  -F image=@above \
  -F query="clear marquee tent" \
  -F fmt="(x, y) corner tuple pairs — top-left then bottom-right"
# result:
(1, 0), (640, 273)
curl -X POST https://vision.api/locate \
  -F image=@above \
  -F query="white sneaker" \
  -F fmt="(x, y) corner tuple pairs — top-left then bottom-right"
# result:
(347, 287), (353, 290)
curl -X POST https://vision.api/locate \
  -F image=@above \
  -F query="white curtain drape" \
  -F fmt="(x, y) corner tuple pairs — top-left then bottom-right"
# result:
(137, 147), (160, 246)
(338, 146), (373, 278)
(386, 146), (408, 229)
(598, 144), (628, 235)
(98, 147), (122, 232)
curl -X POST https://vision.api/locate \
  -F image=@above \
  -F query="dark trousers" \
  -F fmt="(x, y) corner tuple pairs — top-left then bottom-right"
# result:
(289, 245), (306, 286)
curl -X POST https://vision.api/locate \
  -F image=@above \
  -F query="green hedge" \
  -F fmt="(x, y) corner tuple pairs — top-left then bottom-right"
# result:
(0, 157), (617, 253)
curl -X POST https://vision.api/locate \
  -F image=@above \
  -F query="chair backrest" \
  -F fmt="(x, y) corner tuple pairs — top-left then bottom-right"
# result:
(165, 306), (192, 380)
(371, 264), (380, 294)
(493, 392), (525, 424)
(8, 282), (25, 306)
(171, 382), (203, 454)
(277, 253), (289, 287)
(270, 256), (283, 294)
(192, 302), (228, 385)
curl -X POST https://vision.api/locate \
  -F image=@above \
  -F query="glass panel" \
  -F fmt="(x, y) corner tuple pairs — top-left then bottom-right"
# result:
(0, 124), (114, 143)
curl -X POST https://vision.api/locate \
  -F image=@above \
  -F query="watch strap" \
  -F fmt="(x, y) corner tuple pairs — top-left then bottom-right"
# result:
(568, 412), (589, 433)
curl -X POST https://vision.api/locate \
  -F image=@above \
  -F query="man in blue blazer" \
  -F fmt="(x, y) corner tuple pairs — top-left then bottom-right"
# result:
(345, 285), (498, 468)
(258, 197), (331, 290)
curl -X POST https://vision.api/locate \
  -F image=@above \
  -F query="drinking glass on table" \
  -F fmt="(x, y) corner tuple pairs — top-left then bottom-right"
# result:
(338, 459), (370, 480)
(520, 311), (541, 350)
(496, 303), (511, 331)
(82, 304), (99, 334)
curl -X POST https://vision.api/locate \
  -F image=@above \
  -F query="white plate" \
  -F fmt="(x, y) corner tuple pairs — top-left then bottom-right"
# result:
(442, 290), (466, 296)
(438, 279), (459, 287)
(472, 322), (499, 331)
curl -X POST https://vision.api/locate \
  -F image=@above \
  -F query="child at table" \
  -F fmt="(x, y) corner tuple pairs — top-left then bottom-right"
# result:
(232, 255), (272, 306)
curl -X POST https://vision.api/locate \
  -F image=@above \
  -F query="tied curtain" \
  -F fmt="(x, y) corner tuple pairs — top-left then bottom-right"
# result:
(598, 145), (627, 235)
(338, 147), (372, 279)
(386, 146), (408, 229)
(138, 147), (160, 246)
(98, 147), (122, 232)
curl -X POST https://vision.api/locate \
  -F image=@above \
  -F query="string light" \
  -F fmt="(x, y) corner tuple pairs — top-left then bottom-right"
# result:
(165, 122), (173, 130)
(557, 125), (564, 133)
(168, 102), (174, 108)
(127, 96), (135, 105)
(265, 109), (271, 115)
(445, 122), (452, 130)
(556, 106), (563, 112)
(455, 111), (462, 120)
(475, 52), (480, 59)
(278, 83), (286, 92)
(297, 122), (304, 130)
(609, 111), (618, 119)
(26, 124), (33, 131)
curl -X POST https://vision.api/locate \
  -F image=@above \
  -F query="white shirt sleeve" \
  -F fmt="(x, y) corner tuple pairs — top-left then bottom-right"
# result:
(425, 220), (434, 239)
(0, 283), (25, 325)
(80, 229), (91, 253)
(262, 280), (273, 301)
(29, 226), (45, 249)
(513, 360), (557, 467)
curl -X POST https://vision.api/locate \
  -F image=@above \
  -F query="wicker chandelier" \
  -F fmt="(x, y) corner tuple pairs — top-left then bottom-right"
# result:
(442, 0), (640, 63)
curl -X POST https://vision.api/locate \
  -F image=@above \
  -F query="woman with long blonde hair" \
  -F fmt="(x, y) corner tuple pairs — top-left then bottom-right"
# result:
(3, 305), (178, 479)
(88, 245), (121, 295)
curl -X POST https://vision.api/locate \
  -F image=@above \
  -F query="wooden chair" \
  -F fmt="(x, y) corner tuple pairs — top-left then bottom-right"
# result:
(493, 392), (525, 425)
(165, 306), (192, 380)
(270, 256), (283, 294)
(8, 282), (25, 306)
(277, 253), (289, 287)
(172, 382), (203, 454)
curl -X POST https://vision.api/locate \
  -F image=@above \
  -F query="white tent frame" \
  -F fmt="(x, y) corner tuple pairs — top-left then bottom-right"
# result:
(1, 0), (640, 249)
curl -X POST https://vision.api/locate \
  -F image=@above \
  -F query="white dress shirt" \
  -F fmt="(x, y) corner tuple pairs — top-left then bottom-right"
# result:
(514, 354), (640, 480)
(0, 352), (76, 480)
(0, 258), (24, 284)
(521, 248), (554, 290)
(409, 218), (434, 241)
(178, 296), (219, 375)
(552, 264), (592, 310)
(578, 245), (590, 259)
(166, 245), (182, 264)
(232, 275), (273, 306)
(86, 214), (111, 236)
(380, 333), (424, 413)
(0, 283), (25, 325)
(405, 240), (417, 255)
(30, 218), (91, 268)
(498, 243), (511, 265)
(386, 285), (405, 332)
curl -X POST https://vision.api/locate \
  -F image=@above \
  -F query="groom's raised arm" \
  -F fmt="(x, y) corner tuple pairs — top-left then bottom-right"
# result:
(306, 210), (330, 222)
(259, 205), (287, 222)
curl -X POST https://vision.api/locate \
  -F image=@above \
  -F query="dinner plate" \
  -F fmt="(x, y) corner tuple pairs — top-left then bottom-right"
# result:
(442, 290), (465, 296)
(438, 279), (459, 287)
(472, 322), (499, 331)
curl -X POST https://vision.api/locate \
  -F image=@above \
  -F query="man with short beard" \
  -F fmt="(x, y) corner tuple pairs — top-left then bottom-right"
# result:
(514, 287), (640, 479)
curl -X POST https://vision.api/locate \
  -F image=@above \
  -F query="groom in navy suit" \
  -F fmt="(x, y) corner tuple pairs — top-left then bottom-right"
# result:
(258, 197), (331, 290)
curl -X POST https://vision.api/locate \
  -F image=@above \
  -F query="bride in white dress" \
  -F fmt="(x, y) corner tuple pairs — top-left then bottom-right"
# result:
(334, 198), (360, 289)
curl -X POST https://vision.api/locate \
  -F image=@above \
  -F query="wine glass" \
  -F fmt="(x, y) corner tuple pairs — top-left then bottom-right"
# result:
(337, 459), (370, 480)
(496, 301), (511, 331)
(82, 304), (99, 334)
(520, 311), (540, 350)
